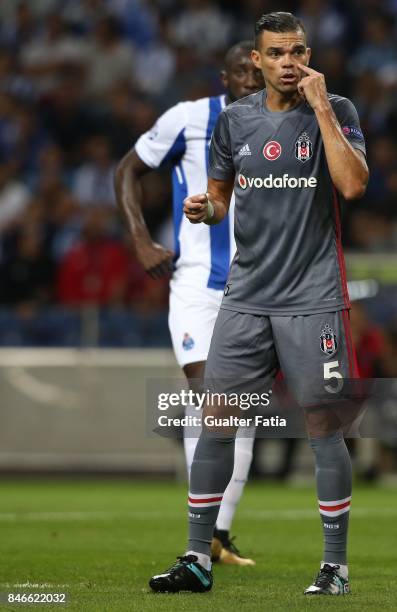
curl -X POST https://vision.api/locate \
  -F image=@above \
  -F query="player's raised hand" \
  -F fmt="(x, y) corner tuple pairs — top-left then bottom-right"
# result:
(135, 239), (174, 279)
(297, 64), (329, 111)
(183, 194), (210, 224)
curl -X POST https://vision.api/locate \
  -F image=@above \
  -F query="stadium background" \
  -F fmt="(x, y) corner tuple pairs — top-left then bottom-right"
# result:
(0, 1), (396, 610)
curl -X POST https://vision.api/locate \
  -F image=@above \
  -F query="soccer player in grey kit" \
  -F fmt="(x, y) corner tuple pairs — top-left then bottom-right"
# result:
(149, 12), (369, 595)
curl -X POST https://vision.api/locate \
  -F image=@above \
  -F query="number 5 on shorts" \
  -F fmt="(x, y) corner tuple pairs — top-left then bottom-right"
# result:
(324, 360), (343, 393)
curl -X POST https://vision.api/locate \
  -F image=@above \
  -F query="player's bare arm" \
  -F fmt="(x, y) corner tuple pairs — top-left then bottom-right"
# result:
(297, 63), (369, 201)
(183, 177), (234, 225)
(114, 149), (173, 279)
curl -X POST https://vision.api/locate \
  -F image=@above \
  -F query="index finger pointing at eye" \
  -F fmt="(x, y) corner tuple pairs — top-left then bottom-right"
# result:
(297, 63), (316, 75)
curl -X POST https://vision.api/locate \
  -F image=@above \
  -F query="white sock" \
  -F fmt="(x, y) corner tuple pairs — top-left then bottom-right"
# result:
(183, 404), (201, 477)
(186, 550), (211, 570)
(216, 429), (255, 531)
(321, 561), (348, 579)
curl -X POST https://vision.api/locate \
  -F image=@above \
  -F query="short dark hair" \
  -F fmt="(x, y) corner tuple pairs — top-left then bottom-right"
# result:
(224, 40), (253, 69)
(254, 12), (306, 48)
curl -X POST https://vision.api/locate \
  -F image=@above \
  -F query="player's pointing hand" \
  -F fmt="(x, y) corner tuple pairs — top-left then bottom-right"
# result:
(297, 64), (329, 111)
(184, 194), (212, 224)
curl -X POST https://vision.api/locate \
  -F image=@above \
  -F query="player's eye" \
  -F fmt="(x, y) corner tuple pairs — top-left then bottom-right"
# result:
(268, 50), (280, 57)
(294, 49), (305, 55)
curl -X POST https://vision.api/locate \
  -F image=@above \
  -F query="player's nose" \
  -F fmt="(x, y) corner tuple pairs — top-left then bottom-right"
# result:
(281, 53), (295, 68)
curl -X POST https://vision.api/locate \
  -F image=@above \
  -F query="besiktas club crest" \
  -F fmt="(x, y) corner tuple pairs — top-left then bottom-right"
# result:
(295, 132), (313, 163)
(320, 324), (338, 356)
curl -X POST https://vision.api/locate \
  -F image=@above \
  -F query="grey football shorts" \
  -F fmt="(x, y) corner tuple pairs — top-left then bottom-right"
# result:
(204, 307), (358, 408)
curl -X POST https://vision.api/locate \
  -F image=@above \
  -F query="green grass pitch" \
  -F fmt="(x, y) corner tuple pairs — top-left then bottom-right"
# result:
(0, 479), (396, 611)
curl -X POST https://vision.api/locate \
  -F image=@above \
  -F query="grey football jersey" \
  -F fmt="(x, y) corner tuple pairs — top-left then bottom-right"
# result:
(208, 90), (366, 316)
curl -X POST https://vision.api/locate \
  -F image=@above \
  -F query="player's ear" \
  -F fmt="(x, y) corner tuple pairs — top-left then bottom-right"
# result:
(251, 49), (261, 69)
(306, 47), (312, 65)
(220, 69), (228, 89)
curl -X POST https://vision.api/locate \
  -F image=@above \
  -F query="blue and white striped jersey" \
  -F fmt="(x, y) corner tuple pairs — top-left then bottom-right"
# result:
(135, 95), (235, 290)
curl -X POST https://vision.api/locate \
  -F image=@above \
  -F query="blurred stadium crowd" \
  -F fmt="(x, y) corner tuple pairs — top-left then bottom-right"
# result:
(0, 0), (396, 349)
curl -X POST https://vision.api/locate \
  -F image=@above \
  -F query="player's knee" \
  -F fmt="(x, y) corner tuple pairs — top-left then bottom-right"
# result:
(305, 410), (343, 439)
(309, 430), (344, 448)
(202, 400), (239, 436)
(183, 361), (206, 394)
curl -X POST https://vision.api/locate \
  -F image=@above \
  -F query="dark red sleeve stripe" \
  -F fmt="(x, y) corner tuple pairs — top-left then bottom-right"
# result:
(332, 187), (350, 309)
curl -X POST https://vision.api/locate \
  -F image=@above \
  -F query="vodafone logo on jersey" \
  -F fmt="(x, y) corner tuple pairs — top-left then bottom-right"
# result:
(237, 173), (318, 190)
(263, 141), (282, 161)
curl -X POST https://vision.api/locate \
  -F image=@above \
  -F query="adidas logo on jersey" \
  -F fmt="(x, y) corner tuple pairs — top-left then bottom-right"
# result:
(238, 144), (251, 156)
